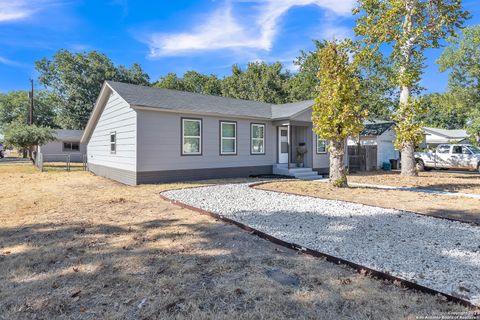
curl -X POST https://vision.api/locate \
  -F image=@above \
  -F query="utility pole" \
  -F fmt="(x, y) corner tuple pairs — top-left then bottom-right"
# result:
(28, 79), (34, 125)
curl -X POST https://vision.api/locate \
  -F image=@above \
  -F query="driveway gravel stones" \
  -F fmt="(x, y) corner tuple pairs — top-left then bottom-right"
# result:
(161, 183), (480, 306)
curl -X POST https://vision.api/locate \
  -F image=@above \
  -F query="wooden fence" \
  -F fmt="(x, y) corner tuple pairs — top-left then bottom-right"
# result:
(347, 145), (377, 172)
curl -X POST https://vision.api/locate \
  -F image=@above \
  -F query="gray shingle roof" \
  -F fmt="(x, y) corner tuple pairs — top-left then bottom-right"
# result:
(423, 127), (469, 139)
(361, 121), (395, 136)
(54, 129), (84, 141)
(107, 81), (312, 120)
(271, 100), (314, 119)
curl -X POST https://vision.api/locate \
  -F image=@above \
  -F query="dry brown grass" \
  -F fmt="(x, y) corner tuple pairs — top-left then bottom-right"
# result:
(257, 179), (480, 225)
(349, 171), (480, 194)
(0, 164), (474, 319)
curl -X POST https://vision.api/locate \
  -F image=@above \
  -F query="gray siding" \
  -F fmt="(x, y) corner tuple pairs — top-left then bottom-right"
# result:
(87, 91), (137, 171)
(136, 110), (276, 172)
(137, 166), (272, 184)
(38, 140), (86, 162)
(312, 131), (330, 169)
(89, 163), (136, 186)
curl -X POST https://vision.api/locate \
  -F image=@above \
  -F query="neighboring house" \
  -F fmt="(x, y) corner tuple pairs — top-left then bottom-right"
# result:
(347, 120), (400, 169)
(38, 129), (86, 162)
(422, 127), (470, 147)
(81, 81), (330, 185)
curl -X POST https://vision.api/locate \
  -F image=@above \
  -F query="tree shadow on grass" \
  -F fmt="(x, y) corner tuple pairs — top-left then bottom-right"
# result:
(0, 212), (473, 319)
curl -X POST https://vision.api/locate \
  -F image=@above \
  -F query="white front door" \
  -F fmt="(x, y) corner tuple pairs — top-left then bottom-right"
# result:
(278, 127), (289, 164)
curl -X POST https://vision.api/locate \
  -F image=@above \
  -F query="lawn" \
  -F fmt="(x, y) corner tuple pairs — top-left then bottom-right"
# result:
(0, 164), (473, 319)
(257, 171), (480, 225)
(349, 171), (480, 194)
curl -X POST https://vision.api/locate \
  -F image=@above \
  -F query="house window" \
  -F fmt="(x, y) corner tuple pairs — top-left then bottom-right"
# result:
(316, 135), (327, 154)
(251, 123), (265, 154)
(63, 142), (80, 152)
(220, 121), (237, 155)
(110, 132), (116, 154)
(182, 118), (202, 155)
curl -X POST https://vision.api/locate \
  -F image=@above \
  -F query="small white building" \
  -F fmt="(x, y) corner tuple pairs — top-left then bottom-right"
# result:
(347, 121), (400, 169)
(38, 130), (86, 162)
(423, 127), (470, 147)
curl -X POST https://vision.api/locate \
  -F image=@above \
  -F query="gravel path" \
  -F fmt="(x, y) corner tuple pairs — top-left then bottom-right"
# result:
(161, 183), (480, 306)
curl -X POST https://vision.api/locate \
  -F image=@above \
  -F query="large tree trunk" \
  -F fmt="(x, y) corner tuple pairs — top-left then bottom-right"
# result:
(401, 142), (417, 176)
(399, 85), (417, 176)
(398, 0), (417, 176)
(329, 139), (347, 188)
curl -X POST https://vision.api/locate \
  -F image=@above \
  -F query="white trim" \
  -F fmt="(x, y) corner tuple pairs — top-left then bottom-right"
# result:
(278, 126), (289, 164)
(251, 123), (265, 154)
(110, 132), (116, 154)
(182, 118), (202, 155)
(220, 121), (237, 155)
(316, 134), (327, 154)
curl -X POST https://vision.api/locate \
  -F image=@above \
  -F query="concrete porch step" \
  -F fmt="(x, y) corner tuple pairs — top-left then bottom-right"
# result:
(273, 165), (323, 180)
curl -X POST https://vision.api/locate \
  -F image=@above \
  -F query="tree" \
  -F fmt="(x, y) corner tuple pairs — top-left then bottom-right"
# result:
(286, 40), (327, 101)
(438, 25), (480, 90)
(153, 73), (185, 91)
(36, 50), (150, 129)
(354, 0), (469, 176)
(221, 62), (291, 104)
(417, 92), (469, 129)
(312, 41), (366, 188)
(437, 25), (480, 142)
(116, 63), (151, 86)
(0, 90), (59, 130)
(289, 40), (396, 119)
(3, 122), (55, 159)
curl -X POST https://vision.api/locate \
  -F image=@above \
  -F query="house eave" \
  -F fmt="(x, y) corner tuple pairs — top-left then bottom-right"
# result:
(130, 105), (272, 121)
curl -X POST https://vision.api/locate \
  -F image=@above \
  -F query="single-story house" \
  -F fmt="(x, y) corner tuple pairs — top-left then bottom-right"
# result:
(347, 120), (400, 169)
(81, 81), (330, 185)
(422, 127), (470, 147)
(38, 129), (87, 162)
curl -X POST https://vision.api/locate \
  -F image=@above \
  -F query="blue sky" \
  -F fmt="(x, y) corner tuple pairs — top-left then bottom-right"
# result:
(0, 0), (479, 93)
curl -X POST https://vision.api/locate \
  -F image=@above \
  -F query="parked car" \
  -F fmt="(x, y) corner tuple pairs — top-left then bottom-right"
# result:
(414, 144), (480, 172)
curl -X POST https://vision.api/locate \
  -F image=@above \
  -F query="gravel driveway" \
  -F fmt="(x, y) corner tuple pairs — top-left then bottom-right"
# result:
(161, 183), (480, 306)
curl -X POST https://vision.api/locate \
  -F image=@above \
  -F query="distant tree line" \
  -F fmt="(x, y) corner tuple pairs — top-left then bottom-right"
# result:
(0, 40), (396, 132)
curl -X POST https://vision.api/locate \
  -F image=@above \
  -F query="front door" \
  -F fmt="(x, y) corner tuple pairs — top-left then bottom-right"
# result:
(278, 127), (288, 164)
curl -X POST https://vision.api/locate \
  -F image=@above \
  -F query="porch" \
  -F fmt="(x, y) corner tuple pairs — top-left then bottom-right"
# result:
(272, 121), (323, 180)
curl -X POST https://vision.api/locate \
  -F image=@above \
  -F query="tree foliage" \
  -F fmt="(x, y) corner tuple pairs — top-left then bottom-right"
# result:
(354, 0), (469, 176)
(154, 71), (222, 96)
(0, 90), (59, 130)
(312, 41), (366, 188)
(285, 40), (326, 101)
(36, 50), (150, 129)
(3, 122), (55, 151)
(437, 25), (480, 142)
(221, 62), (290, 104)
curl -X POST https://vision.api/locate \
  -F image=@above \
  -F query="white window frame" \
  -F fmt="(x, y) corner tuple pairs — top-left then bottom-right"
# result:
(182, 118), (202, 155)
(251, 123), (265, 155)
(220, 121), (237, 155)
(110, 132), (116, 154)
(316, 135), (327, 154)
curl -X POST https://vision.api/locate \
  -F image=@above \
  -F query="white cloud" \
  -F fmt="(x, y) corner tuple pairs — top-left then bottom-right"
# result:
(0, 0), (61, 23)
(0, 55), (20, 66)
(147, 0), (356, 57)
(0, 2), (34, 22)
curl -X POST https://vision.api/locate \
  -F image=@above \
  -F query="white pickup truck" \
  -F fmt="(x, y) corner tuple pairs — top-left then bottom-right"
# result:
(414, 144), (480, 172)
